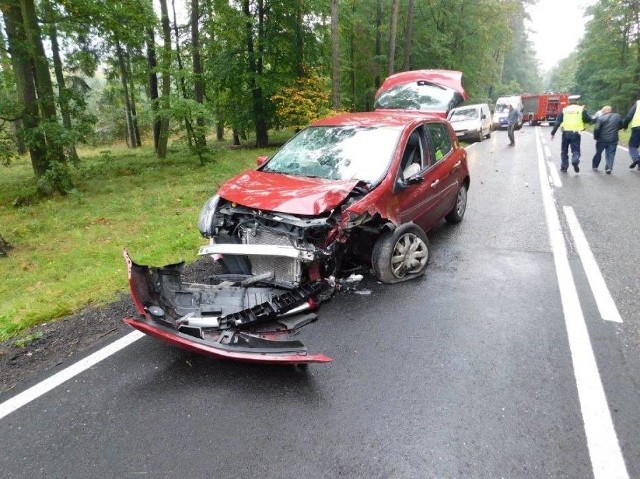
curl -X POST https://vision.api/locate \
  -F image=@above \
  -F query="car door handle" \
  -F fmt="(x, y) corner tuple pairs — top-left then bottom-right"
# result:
(430, 179), (440, 187)
(453, 161), (462, 168)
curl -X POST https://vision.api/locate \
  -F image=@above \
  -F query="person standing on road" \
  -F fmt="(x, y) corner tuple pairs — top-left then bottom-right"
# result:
(507, 104), (520, 146)
(622, 98), (640, 170)
(592, 105), (623, 174)
(551, 95), (594, 173)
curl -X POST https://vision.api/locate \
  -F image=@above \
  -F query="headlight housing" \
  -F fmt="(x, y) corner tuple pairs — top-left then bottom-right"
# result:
(198, 194), (220, 238)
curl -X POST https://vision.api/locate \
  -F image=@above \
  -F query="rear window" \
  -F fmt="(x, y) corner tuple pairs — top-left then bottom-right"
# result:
(375, 81), (464, 114)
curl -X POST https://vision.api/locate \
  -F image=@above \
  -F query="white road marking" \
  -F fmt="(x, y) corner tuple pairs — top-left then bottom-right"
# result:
(540, 128), (563, 187)
(0, 331), (144, 420)
(563, 206), (623, 323)
(535, 129), (629, 479)
(547, 160), (563, 187)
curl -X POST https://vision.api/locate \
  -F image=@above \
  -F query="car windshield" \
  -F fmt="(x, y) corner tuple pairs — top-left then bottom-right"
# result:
(449, 108), (478, 121)
(375, 81), (462, 113)
(262, 125), (401, 183)
(495, 103), (509, 113)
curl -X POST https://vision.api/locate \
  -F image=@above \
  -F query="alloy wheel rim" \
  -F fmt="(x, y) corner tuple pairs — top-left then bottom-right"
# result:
(391, 233), (428, 278)
(456, 187), (467, 216)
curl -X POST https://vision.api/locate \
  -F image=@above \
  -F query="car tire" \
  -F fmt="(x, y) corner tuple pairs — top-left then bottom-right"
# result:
(372, 223), (430, 284)
(476, 130), (484, 142)
(445, 183), (468, 224)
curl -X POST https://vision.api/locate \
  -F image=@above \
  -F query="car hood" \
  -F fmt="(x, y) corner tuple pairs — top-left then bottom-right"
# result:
(218, 169), (360, 216)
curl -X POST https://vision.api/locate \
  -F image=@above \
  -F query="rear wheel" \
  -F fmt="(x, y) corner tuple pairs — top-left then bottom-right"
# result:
(372, 223), (430, 284)
(445, 183), (468, 224)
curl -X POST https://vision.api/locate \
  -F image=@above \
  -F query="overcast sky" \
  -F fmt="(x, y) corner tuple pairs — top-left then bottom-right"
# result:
(526, 0), (596, 73)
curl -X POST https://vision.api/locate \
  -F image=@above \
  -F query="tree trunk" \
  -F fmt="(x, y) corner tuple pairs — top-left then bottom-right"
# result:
(0, 23), (26, 154)
(402, 0), (415, 71)
(2, 0), (48, 181)
(157, 0), (172, 158)
(191, 0), (207, 151)
(375, 0), (382, 88)
(331, 0), (340, 109)
(21, 0), (68, 191)
(294, 2), (304, 77)
(243, 0), (268, 147)
(216, 121), (224, 141)
(349, 1), (355, 108)
(47, 16), (79, 161)
(388, 0), (400, 75)
(171, 0), (196, 152)
(146, 27), (160, 152)
(115, 39), (137, 148)
(126, 46), (141, 147)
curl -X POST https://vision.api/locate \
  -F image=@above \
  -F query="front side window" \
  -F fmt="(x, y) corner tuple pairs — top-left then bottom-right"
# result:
(400, 127), (427, 179)
(263, 125), (402, 184)
(426, 123), (452, 162)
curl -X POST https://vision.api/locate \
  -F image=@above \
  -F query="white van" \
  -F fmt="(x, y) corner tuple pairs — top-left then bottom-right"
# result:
(492, 95), (523, 130)
(446, 103), (492, 142)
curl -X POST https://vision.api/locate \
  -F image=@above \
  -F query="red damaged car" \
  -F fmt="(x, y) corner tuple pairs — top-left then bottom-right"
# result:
(124, 72), (470, 364)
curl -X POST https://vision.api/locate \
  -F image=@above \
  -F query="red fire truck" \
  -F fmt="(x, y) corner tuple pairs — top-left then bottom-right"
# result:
(521, 93), (569, 126)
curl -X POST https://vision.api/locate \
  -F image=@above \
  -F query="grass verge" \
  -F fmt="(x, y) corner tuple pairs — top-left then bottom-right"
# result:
(0, 136), (288, 341)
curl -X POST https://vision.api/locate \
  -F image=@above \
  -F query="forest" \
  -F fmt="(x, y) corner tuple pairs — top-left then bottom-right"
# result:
(2, 0), (640, 341)
(0, 0), (542, 196)
(0, 0), (639, 195)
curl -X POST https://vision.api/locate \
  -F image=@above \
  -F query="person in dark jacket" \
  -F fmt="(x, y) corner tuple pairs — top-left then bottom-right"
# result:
(592, 105), (623, 174)
(623, 99), (640, 169)
(506, 104), (521, 146)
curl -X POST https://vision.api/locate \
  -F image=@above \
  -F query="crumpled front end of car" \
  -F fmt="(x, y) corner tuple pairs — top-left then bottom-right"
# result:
(123, 249), (335, 364)
(122, 191), (373, 364)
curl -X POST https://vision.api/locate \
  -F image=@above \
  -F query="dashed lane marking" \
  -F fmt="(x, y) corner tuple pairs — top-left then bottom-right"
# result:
(535, 128), (629, 478)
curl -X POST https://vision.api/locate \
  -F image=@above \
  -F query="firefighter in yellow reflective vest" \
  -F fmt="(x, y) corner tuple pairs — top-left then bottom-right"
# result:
(623, 99), (640, 169)
(551, 95), (594, 173)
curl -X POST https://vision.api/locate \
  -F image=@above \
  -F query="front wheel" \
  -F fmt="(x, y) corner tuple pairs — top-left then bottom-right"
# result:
(371, 223), (430, 284)
(445, 183), (468, 224)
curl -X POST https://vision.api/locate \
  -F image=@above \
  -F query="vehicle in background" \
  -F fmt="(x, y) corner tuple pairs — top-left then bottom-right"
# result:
(447, 103), (493, 142)
(521, 93), (569, 126)
(374, 69), (468, 118)
(492, 95), (523, 130)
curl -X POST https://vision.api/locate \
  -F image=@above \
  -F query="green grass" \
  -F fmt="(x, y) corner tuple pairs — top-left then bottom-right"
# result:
(0, 135), (290, 341)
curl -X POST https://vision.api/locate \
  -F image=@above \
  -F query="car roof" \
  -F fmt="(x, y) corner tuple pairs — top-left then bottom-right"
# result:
(311, 110), (445, 129)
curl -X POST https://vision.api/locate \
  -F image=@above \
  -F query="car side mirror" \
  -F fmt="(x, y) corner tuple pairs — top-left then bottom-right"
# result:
(405, 175), (423, 185)
(256, 155), (269, 167)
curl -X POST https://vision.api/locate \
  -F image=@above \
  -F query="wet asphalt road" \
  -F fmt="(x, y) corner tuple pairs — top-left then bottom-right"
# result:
(2, 126), (640, 478)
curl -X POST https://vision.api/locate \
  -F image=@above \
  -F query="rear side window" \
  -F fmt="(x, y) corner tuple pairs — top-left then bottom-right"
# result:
(426, 123), (452, 162)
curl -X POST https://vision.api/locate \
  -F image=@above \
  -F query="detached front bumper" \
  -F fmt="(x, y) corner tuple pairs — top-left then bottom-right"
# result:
(123, 250), (333, 364)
